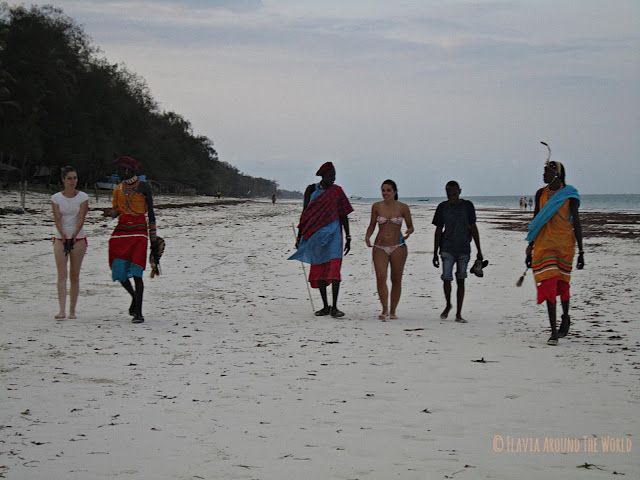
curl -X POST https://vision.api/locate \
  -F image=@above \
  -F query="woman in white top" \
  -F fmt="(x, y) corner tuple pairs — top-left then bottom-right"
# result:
(51, 166), (89, 319)
(365, 179), (414, 320)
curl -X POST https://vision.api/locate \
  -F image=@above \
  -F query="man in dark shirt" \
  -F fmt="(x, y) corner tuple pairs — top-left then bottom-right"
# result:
(432, 180), (483, 322)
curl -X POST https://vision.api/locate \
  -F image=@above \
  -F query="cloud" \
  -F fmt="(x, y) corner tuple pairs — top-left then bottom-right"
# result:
(23, 0), (640, 194)
(154, 0), (263, 11)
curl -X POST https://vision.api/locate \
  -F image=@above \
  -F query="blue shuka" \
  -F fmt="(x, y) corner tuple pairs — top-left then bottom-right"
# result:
(289, 184), (343, 265)
(526, 185), (580, 243)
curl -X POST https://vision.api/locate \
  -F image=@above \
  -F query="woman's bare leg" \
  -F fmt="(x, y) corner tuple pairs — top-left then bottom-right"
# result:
(372, 248), (390, 319)
(389, 245), (408, 318)
(53, 241), (68, 319)
(68, 240), (87, 318)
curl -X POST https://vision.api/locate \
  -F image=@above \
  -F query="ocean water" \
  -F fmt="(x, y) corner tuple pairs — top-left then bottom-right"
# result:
(351, 194), (640, 212)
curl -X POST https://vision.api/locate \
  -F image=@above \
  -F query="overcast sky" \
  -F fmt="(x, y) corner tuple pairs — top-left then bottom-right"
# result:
(24, 0), (640, 196)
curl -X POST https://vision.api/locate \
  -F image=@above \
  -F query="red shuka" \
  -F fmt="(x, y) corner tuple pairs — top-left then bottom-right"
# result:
(298, 185), (353, 240)
(108, 214), (148, 269)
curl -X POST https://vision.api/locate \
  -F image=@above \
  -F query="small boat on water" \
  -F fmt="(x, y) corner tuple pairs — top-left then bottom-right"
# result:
(95, 174), (147, 190)
(95, 174), (119, 190)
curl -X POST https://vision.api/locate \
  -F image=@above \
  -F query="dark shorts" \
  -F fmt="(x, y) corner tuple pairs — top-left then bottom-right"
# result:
(441, 251), (470, 281)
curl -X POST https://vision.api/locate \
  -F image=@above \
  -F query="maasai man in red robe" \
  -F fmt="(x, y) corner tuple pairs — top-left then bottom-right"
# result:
(289, 162), (353, 317)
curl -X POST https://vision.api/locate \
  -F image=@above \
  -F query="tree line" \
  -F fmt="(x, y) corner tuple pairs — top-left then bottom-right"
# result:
(0, 4), (299, 198)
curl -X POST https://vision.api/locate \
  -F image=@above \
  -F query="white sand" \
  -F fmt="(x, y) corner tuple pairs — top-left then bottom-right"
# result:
(0, 190), (638, 479)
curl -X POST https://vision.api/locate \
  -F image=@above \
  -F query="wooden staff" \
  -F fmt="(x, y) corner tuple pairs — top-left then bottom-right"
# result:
(292, 224), (315, 313)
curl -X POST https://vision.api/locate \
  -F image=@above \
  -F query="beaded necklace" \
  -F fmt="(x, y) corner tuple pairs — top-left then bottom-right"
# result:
(120, 177), (144, 214)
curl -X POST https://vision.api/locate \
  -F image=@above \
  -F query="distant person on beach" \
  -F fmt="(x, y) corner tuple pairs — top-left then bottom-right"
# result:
(526, 161), (583, 345)
(289, 162), (353, 318)
(272, 193), (276, 204)
(51, 166), (89, 320)
(365, 180), (414, 320)
(103, 156), (158, 323)
(432, 180), (483, 323)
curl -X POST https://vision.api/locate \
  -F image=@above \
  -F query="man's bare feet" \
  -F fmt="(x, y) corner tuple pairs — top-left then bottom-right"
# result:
(378, 311), (388, 320)
(389, 313), (398, 320)
(455, 315), (467, 323)
(68, 313), (77, 319)
(440, 304), (451, 319)
(54, 313), (66, 320)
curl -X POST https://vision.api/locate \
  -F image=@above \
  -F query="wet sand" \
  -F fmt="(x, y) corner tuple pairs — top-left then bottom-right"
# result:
(481, 208), (640, 239)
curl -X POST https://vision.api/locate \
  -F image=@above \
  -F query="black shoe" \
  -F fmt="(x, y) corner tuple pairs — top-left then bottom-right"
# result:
(132, 314), (145, 324)
(330, 307), (345, 318)
(558, 314), (570, 338)
(128, 299), (136, 316)
(547, 335), (558, 346)
(470, 259), (489, 277)
(315, 307), (331, 316)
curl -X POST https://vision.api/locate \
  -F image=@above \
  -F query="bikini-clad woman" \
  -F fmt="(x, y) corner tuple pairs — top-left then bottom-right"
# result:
(365, 179), (414, 320)
(51, 166), (89, 319)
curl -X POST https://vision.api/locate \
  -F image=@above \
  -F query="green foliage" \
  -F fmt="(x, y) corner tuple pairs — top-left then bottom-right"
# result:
(0, 3), (283, 197)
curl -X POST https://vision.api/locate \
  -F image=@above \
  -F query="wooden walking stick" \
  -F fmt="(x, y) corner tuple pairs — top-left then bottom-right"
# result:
(292, 224), (315, 313)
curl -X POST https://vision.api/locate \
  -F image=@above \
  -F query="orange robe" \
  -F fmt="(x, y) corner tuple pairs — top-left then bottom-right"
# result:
(531, 187), (576, 284)
(112, 183), (149, 216)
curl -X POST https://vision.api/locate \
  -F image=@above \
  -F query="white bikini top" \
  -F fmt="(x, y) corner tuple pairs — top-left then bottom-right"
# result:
(377, 215), (403, 225)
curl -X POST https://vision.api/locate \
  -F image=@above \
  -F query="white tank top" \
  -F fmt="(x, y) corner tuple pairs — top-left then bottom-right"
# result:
(51, 191), (89, 239)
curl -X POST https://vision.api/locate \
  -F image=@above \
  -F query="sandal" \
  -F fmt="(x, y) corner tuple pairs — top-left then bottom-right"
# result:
(470, 259), (489, 277)
(558, 314), (570, 338)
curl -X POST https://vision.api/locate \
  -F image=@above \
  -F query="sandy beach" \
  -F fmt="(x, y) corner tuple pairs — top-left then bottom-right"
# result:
(1, 190), (638, 479)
